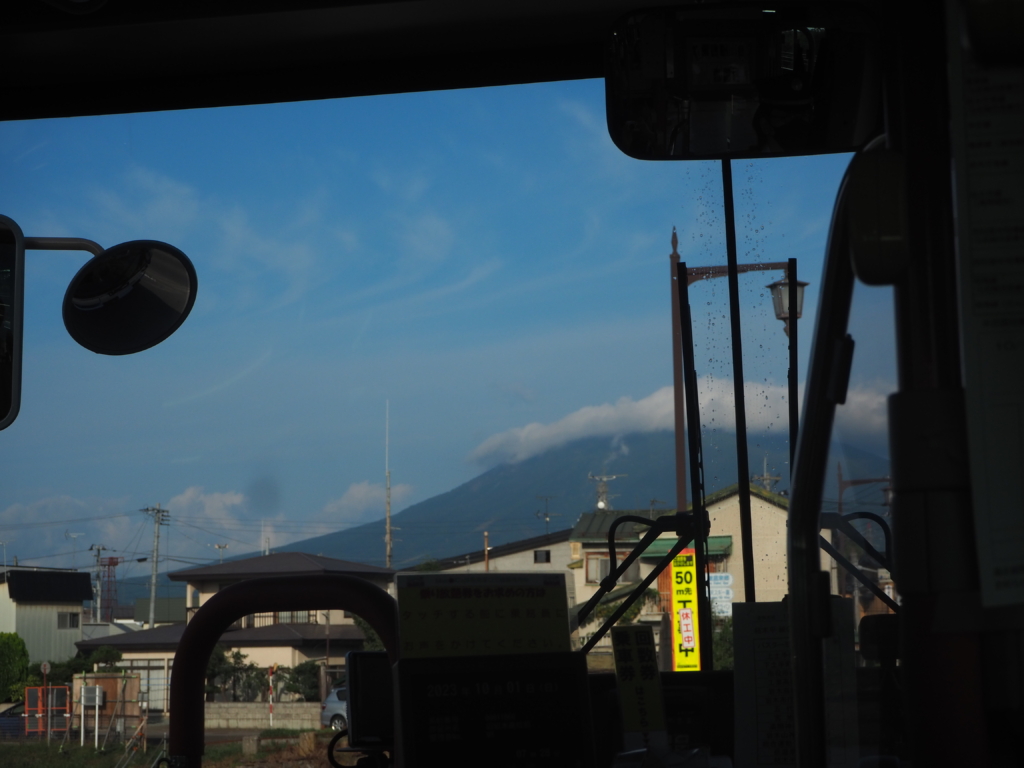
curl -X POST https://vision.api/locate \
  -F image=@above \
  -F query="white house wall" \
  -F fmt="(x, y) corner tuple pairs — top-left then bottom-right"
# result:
(441, 541), (577, 605)
(188, 581), (356, 626)
(0, 584), (16, 633)
(705, 495), (790, 604)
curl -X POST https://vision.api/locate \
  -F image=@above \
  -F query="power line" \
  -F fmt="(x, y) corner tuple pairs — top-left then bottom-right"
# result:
(0, 512), (134, 530)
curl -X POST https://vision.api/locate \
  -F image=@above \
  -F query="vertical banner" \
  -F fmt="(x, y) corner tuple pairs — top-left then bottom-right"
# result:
(612, 624), (668, 751)
(670, 548), (702, 671)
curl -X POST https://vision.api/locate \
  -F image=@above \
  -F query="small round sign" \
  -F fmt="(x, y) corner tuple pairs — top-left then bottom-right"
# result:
(40, 662), (51, 674)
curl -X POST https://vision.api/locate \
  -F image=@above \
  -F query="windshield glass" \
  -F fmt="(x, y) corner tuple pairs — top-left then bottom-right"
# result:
(0, 81), (867, 729)
(0, 80), (848, 570)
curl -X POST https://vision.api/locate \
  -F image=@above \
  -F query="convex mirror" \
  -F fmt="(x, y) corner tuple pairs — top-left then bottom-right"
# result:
(605, 3), (882, 160)
(63, 240), (197, 355)
(0, 220), (198, 431)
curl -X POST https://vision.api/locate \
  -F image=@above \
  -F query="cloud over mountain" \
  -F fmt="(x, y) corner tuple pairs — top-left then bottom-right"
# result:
(470, 387), (675, 467)
(470, 377), (891, 467)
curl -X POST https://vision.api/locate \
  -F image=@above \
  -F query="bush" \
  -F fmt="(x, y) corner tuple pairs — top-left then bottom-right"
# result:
(281, 660), (321, 702)
(712, 617), (734, 670)
(0, 634), (29, 702)
(205, 646), (263, 702)
(353, 616), (385, 652)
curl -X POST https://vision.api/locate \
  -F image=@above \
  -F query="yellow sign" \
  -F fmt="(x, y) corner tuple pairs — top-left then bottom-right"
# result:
(611, 624), (666, 741)
(397, 573), (571, 658)
(670, 548), (701, 671)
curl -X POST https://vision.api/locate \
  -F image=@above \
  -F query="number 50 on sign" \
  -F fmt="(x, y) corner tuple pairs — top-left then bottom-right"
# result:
(670, 548), (701, 672)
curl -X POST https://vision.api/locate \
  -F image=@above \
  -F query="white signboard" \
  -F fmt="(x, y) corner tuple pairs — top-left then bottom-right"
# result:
(711, 599), (733, 617)
(948, 0), (1024, 606)
(709, 587), (734, 601)
(733, 600), (859, 768)
(708, 573), (733, 587)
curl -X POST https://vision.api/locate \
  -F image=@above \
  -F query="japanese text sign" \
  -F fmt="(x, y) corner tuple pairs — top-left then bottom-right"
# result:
(397, 573), (570, 659)
(670, 548), (702, 671)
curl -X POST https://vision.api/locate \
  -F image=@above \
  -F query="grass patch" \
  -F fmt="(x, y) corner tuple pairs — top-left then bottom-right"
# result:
(0, 741), (130, 767)
(257, 727), (320, 739)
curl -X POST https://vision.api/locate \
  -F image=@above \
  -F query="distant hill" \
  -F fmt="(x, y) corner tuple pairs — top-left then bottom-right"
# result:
(238, 429), (802, 569)
(118, 428), (889, 601)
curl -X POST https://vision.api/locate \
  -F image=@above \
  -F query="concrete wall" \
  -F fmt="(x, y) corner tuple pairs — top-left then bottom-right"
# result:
(235, 645), (304, 668)
(204, 702), (321, 730)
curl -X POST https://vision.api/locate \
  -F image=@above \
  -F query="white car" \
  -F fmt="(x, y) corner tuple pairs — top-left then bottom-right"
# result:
(320, 686), (348, 731)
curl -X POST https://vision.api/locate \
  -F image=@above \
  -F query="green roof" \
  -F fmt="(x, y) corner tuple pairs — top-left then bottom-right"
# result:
(638, 535), (733, 558)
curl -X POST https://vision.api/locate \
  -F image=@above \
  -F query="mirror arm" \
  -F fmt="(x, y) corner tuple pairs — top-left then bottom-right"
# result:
(24, 237), (105, 257)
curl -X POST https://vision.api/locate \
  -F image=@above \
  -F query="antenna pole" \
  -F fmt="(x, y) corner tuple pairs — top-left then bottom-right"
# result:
(89, 545), (108, 623)
(385, 401), (392, 569)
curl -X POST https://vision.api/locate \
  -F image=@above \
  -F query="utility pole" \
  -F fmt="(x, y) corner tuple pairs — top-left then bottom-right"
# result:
(142, 505), (168, 629)
(385, 401), (392, 569)
(483, 531), (490, 571)
(88, 544), (108, 622)
(751, 456), (782, 493)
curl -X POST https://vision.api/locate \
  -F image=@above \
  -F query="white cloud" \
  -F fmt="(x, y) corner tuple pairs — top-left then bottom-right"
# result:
(167, 486), (245, 518)
(833, 383), (891, 441)
(400, 213), (454, 262)
(469, 387), (675, 466)
(0, 495), (136, 570)
(321, 481), (414, 524)
(86, 166), (319, 308)
(371, 169), (431, 202)
(469, 379), (893, 467)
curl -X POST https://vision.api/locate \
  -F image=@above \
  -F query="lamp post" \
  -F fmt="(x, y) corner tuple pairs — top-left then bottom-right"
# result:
(766, 274), (809, 338)
(671, 234), (807, 608)
(767, 261), (808, 470)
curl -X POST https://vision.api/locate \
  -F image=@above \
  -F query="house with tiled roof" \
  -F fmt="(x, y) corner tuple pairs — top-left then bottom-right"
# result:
(569, 484), (791, 654)
(0, 567), (94, 664)
(76, 552), (394, 711)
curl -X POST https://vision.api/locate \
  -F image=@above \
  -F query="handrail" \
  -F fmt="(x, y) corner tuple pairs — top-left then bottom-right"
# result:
(787, 159), (858, 767)
(167, 574), (398, 767)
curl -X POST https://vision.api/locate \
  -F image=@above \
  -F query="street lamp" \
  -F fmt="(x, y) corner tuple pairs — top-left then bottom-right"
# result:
(670, 223), (809, 631)
(766, 275), (809, 337)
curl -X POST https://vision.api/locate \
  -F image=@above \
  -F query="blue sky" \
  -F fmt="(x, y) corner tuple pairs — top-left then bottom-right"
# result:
(0, 80), (893, 575)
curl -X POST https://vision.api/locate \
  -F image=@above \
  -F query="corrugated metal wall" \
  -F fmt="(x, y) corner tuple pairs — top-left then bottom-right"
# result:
(16, 603), (83, 664)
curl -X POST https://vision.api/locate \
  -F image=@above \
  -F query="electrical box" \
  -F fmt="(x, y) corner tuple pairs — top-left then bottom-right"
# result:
(81, 686), (105, 707)
(346, 651), (394, 748)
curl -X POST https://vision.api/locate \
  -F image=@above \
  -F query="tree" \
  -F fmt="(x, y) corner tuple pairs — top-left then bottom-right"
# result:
(282, 659), (321, 701)
(205, 646), (262, 701)
(90, 645), (122, 669)
(712, 617), (734, 670)
(6, 645), (125, 701)
(353, 615), (385, 652)
(0, 633), (29, 702)
(412, 559), (444, 572)
(579, 589), (659, 628)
